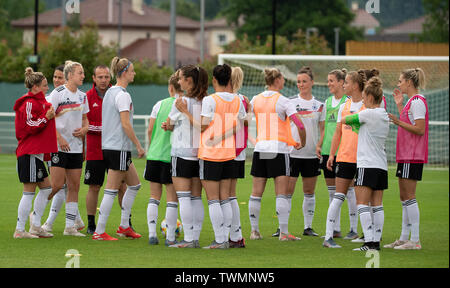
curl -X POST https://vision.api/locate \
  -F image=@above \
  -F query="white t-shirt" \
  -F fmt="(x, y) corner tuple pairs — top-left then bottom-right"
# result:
(168, 96), (202, 160)
(289, 95), (325, 158)
(235, 94), (247, 161)
(337, 99), (364, 123)
(150, 94), (180, 119)
(102, 86), (134, 151)
(354, 108), (389, 170)
(250, 91), (297, 154)
(407, 95), (427, 125)
(47, 85), (89, 153)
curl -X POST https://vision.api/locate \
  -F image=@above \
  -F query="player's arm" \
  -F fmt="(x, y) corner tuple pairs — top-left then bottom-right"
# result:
(289, 113), (306, 149)
(174, 98), (202, 131)
(73, 114), (89, 138)
(327, 123), (342, 171)
(120, 111), (145, 158)
(315, 120), (325, 158)
(388, 114), (426, 136)
(24, 101), (54, 135)
(147, 117), (156, 145)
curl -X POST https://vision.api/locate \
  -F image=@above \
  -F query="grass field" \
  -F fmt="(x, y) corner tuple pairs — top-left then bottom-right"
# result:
(0, 154), (448, 268)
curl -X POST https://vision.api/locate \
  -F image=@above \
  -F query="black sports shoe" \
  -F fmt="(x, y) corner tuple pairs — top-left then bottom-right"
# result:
(303, 228), (319, 236)
(272, 228), (280, 237)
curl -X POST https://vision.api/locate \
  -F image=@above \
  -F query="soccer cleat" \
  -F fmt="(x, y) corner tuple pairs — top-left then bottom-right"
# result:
(229, 238), (246, 248)
(352, 243), (374, 251)
(64, 227), (86, 237)
(75, 219), (85, 231)
(250, 230), (263, 240)
(41, 222), (53, 233)
(351, 235), (365, 243)
(116, 226), (142, 239)
(29, 225), (54, 238)
(383, 239), (407, 248)
(323, 238), (342, 248)
(279, 233), (301, 241)
(169, 240), (195, 248)
(165, 239), (178, 246)
(333, 230), (342, 238)
(303, 228), (319, 237)
(92, 232), (118, 241)
(202, 240), (229, 249)
(344, 230), (359, 240)
(193, 240), (201, 248)
(148, 237), (159, 245)
(14, 230), (39, 239)
(394, 240), (422, 250)
(272, 228), (280, 237)
(86, 226), (96, 235)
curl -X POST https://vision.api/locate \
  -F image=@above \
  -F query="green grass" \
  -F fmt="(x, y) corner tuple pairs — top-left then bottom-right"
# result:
(0, 154), (448, 268)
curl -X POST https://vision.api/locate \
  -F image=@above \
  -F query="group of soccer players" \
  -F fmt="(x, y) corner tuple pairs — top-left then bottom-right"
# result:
(13, 57), (428, 251)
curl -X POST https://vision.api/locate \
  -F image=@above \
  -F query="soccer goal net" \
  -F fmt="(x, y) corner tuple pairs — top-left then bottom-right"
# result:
(218, 54), (449, 167)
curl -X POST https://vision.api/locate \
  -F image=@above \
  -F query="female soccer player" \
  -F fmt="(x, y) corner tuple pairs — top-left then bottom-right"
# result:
(385, 68), (428, 250)
(317, 68), (359, 241)
(13, 67), (57, 239)
(46, 61), (89, 237)
(343, 77), (389, 251)
(92, 57), (145, 241)
(228, 66), (249, 248)
(145, 72), (180, 246)
(249, 68), (305, 241)
(197, 64), (247, 249)
(323, 70), (366, 248)
(162, 65), (208, 248)
(285, 66), (324, 237)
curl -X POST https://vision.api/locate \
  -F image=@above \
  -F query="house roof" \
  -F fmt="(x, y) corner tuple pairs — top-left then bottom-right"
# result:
(382, 16), (426, 35)
(11, 0), (200, 30)
(351, 9), (380, 28)
(121, 37), (201, 66)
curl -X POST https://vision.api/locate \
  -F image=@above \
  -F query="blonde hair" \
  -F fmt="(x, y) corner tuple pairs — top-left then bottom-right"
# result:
(347, 69), (367, 92)
(402, 68), (426, 90)
(328, 68), (347, 82)
(24, 67), (46, 90)
(264, 67), (283, 86)
(64, 60), (83, 80)
(231, 66), (244, 93)
(168, 70), (182, 92)
(364, 76), (383, 104)
(110, 56), (131, 79)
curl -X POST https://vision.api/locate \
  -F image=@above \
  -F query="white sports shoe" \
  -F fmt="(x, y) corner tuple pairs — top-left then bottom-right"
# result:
(29, 225), (54, 238)
(64, 227), (86, 237)
(75, 219), (85, 231)
(383, 239), (407, 248)
(14, 230), (39, 239)
(394, 240), (422, 250)
(41, 222), (53, 233)
(250, 230), (263, 240)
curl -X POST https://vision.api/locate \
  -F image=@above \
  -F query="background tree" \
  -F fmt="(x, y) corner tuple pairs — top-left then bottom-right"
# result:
(417, 0), (449, 43)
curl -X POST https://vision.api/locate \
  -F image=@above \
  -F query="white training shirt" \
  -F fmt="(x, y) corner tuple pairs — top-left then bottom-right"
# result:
(102, 86), (134, 152)
(337, 99), (364, 123)
(289, 95), (325, 159)
(235, 94), (247, 161)
(355, 108), (389, 170)
(168, 96), (202, 160)
(406, 95), (427, 125)
(250, 90), (297, 154)
(47, 85), (89, 153)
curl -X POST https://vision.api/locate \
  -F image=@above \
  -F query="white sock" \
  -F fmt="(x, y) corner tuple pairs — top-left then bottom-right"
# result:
(325, 193), (345, 240)
(208, 200), (225, 243)
(147, 198), (160, 238)
(177, 191), (194, 242)
(120, 184), (140, 229)
(358, 204), (374, 243)
(221, 199), (233, 242)
(229, 197), (242, 242)
(249, 196), (262, 232)
(346, 187), (358, 233)
(191, 196), (204, 241)
(31, 186), (52, 227)
(165, 202), (178, 241)
(405, 199), (420, 242)
(276, 195), (290, 235)
(303, 193), (315, 229)
(45, 186), (66, 225)
(65, 202), (78, 229)
(400, 201), (411, 241)
(16, 192), (35, 231)
(327, 186), (341, 232)
(95, 189), (118, 235)
(372, 205), (384, 242)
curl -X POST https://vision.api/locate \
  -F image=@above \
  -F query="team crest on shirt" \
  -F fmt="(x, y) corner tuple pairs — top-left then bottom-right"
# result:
(52, 154), (59, 164)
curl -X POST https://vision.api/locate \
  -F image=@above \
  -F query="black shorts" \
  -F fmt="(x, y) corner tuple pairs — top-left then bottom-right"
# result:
(102, 150), (132, 171)
(144, 160), (173, 184)
(232, 160), (245, 179)
(199, 159), (235, 181)
(290, 157), (321, 178)
(320, 155), (337, 179)
(84, 160), (107, 186)
(171, 157), (199, 178)
(335, 162), (357, 180)
(51, 152), (83, 169)
(17, 155), (49, 183)
(250, 152), (290, 178)
(396, 163), (424, 181)
(355, 167), (388, 190)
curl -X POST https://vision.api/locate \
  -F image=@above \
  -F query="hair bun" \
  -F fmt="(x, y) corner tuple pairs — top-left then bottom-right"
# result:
(25, 67), (34, 75)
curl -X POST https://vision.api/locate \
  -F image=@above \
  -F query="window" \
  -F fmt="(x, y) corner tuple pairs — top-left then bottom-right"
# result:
(217, 34), (227, 45)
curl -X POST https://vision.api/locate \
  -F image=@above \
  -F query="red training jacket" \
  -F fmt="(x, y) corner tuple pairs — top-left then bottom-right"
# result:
(14, 91), (58, 159)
